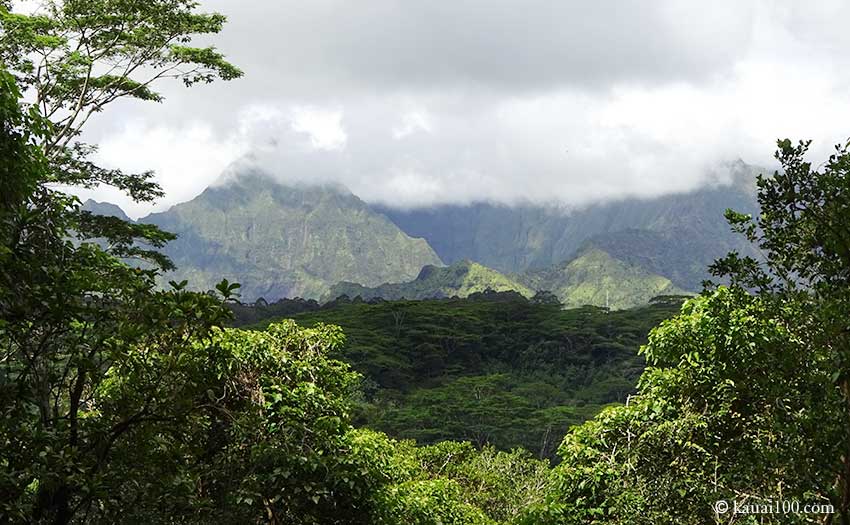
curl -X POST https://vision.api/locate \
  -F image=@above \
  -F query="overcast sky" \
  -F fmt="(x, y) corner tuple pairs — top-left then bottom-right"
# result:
(76, 0), (850, 218)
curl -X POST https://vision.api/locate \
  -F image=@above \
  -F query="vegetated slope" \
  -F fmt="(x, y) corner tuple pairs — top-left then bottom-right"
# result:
(579, 229), (722, 292)
(326, 259), (534, 301)
(378, 160), (761, 290)
(326, 253), (685, 310)
(142, 171), (443, 301)
(244, 293), (683, 458)
(520, 247), (690, 309)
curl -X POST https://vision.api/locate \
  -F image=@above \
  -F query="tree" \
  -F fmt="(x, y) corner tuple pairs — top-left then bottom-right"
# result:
(524, 140), (850, 524)
(1, 0), (241, 158)
(524, 288), (842, 524)
(0, 1), (244, 521)
(0, 68), (403, 518)
(137, 321), (398, 524)
(710, 139), (850, 519)
(0, 0), (242, 251)
(1, 4), (553, 524)
(374, 440), (550, 525)
(531, 290), (561, 306)
(0, 64), (239, 521)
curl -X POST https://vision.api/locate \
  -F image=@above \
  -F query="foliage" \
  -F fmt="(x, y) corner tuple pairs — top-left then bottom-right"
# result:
(367, 439), (550, 524)
(525, 288), (842, 524)
(526, 140), (850, 524)
(0, 0), (242, 158)
(0, 6), (551, 523)
(398, 441), (550, 523)
(375, 479), (493, 525)
(228, 296), (321, 326)
(0, 71), (221, 522)
(6, 2), (846, 522)
(709, 138), (850, 520)
(244, 293), (682, 458)
(0, 69), (46, 209)
(133, 321), (397, 525)
(1, 2), (242, 522)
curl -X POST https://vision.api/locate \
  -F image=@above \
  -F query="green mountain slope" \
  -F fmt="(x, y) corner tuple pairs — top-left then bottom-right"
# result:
(143, 172), (442, 301)
(86, 161), (761, 303)
(378, 160), (762, 290)
(580, 228), (725, 291)
(521, 247), (690, 309)
(327, 260), (534, 301)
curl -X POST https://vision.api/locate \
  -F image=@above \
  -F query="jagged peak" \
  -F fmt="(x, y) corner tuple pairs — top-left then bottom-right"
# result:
(211, 160), (354, 196)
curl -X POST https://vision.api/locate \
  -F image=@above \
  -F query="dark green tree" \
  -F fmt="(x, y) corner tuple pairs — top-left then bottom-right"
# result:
(525, 288), (840, 524)
(524, 140), (850, 524)
(0, 1), (244, 521)
(0, 65), (231, 522)
(710, 138), (850, 520)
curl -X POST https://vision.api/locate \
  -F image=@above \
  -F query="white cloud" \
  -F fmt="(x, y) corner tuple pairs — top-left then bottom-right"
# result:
(392, 111), (433, 140)
(69, 0), (850, 215)
(83, 121), (247, 218)
(290, 107), (347, 151)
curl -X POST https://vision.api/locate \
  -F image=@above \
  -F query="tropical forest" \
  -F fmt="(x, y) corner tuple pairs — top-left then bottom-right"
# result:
(1, 1), (849, 524)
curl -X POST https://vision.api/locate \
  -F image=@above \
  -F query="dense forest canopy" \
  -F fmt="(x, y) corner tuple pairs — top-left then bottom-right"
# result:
(2, 1), (850, 524)
(238, 294), (682, 459)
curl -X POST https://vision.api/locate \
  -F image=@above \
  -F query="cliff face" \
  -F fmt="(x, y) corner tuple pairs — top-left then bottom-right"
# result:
(142, 172), (442, 301)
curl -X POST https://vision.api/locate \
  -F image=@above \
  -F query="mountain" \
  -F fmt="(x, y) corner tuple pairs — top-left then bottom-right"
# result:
(520, 247), (690, 309)
(327, 259), (534, 301)
(85, 161), (762, 306)
(579, 229), (727, 292)
(326, 250), (686, 310)
(142, 172), (442, 301)
(81, 199), (132, 222)
(378, 160), (762, 291)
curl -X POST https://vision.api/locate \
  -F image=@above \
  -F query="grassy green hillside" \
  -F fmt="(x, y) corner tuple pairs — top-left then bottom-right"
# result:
(521, 247), (690, 309)
(244, 294), (683, 458)
(143, 173), (442, 301)
(326, 260), (534, 301)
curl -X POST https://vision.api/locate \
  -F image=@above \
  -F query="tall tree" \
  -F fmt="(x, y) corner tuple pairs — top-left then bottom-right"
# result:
(524, 140), (850, 524)
(0, 1), (242, 522)
(711, 138), (850, 521)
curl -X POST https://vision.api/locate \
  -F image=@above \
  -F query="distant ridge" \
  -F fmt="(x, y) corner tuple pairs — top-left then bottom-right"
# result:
(326, 248), (689, 310)
(520, 247), (690, 310)
(81, 199), (132, 222)
(82, 161), (762, 307)
(377, 160), (762, 291)
(326, 259), (533, 302)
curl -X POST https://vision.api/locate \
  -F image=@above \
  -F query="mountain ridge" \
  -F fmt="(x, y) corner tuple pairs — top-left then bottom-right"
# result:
(326, 259), (534, 302)
(377, 161), (762, 290)
(519, 246), (690, 309)
(140, 172), (443, 301)
(82, 162), (762, 305)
